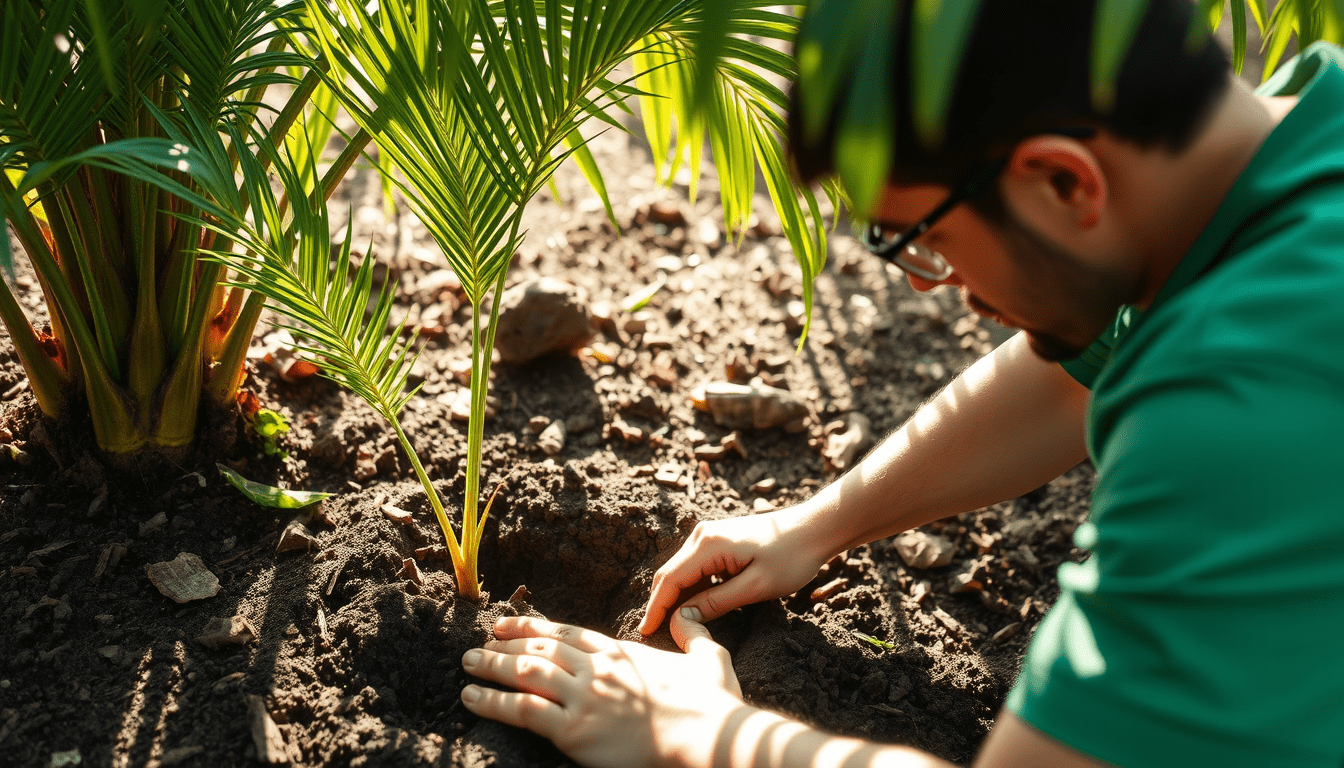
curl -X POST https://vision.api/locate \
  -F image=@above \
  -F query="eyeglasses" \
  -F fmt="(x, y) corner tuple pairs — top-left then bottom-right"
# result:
(862, 127), (1097, 282)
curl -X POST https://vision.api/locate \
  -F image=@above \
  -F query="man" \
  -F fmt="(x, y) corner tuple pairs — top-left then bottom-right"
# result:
(456, 1), (1344, 766)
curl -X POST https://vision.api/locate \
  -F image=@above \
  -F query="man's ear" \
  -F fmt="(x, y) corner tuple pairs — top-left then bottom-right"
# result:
(1001, 136), (1107, 230)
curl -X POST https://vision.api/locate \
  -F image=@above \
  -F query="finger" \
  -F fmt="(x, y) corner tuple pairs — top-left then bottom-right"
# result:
(676, 571), (765, 623)
(671, 607), (742, 699)
(642, 550), (749, 635)
(461, 684), (567, 739)
(483, 636), (590, 675)
(640, 571), (714, 635)
(493, 616), (611, 653)
(461, 647), (578, 700)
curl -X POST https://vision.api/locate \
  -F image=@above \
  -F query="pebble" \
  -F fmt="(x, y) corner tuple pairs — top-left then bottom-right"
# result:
(196, 615), (259, 650)
(809, 577), (849, 602)
(138, 511), (169, 537)
(693, 444), (729, 461)
(400, 558), (425, 587)
(822, 412), (874, 472)
(752, 498), (776, 513)
(893, 532), (955, 569)
(381, 505), (413, 525)
(527, 415), (551, 434)
(750, 478), (778, 494)
(654, 465), (687, 489)
(146, 553), (220, 604)
(991, 622), (1022, 643)
(693, 380), (810, 431)
(50, 748), (81, 767)
(694, 218), (722, 249)
(494, 278), (596, 364)
(275, 520), (321, 553)
(537, 420), (566, 455)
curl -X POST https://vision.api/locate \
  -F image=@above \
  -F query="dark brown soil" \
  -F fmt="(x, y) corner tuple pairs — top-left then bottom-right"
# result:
(0, 132), (1091, 767)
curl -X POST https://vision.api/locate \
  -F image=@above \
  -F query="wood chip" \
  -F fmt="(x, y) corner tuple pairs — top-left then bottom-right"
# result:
(276, 520), (321, 553)
(508, 585), (530, 603)
(245, 695), (291, 764)
(991, 622), (1022, 643)
(317, 605), (330, 646)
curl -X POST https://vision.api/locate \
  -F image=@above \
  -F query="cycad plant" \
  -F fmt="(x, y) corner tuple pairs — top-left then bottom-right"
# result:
(0, 0), (360, 462)
(228, 0), (836, 601)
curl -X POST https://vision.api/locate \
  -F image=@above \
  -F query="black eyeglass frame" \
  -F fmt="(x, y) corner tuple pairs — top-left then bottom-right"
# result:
(861, 126), (1098, 281)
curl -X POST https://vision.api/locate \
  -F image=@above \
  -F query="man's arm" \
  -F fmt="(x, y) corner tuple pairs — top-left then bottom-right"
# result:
(644, 331), (1091, 631)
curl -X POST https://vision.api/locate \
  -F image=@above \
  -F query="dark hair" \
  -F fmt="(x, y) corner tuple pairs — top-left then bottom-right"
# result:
(788, 0), (1230, 200)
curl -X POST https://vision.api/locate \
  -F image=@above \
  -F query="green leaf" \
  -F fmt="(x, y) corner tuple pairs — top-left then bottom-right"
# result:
(1091, 0), (1149, 112)
(1230, 0), (1247, 75)
(622, 270), (667, 312)
(910, 0), (980, 149)
(217, 463), (333, 509)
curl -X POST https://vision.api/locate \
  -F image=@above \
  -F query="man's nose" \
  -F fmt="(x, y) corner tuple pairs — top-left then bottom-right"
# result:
(905, 270), (962, 292)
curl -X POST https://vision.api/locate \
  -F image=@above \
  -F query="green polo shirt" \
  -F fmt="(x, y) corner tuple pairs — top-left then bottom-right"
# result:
(1006, 44), (1344, 767)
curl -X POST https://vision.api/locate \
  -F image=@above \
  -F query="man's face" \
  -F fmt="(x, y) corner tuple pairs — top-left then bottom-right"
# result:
(870, 183), (1134, 362)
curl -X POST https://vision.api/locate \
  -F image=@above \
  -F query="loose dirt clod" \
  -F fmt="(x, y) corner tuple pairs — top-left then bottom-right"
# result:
(145, 553), (220, 604)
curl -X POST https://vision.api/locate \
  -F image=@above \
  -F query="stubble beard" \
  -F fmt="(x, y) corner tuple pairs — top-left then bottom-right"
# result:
(972, 213), (1134, 363)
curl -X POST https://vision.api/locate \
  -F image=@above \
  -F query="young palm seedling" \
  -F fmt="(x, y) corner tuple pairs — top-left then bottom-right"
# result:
(285, 0), (839, 600)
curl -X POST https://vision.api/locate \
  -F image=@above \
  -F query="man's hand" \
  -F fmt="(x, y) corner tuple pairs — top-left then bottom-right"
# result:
(639, 506), (835, 638)
(460, 612), (742, 768)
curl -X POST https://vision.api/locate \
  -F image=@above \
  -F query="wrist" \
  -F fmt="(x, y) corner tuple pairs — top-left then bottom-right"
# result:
(661, 692), (746, 768)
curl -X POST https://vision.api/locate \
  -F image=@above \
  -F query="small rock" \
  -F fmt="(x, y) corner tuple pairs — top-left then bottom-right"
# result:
(197, 615), (259, 650)
(694, 218), (722, 249)
(138, 511), (168, 537)
(991, 622), (1022, 643)
(381, 505), (413, 525)
(537, 420), (567, 455)
(809, 577), (849, 602)
(527, 416), (552, 434)
(653, 465), (687, 489)
(645, 201), (687, 228)
(353, 449), (378, 481)
(692, 380), (810, 430)
(146, 553), (220, 604)
(96, 646), (121, 661)
(400, 558), (425, 587)
(246, 695), (291, 764)
(750, 478), (778, 494)
(693, 444), (729, 461)
(822, 412), (874, 472)
(721, 431), (748, 459)
(893, 532), (955, 569)
(447, 388), (496, 422)
(622, 311), (651, 335)
(265, 345), (319, 383)
(589, 301), (618, 334)
(276, 520), (320, 553)
(752, 498), (775, 513)
(415, 268), (462, 298)
(608, 421), (644, 444)
(50, 748), (81, 768)
(494, 278), (596, 364)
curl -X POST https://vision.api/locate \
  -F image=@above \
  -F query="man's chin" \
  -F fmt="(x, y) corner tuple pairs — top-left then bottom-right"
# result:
(1024, 331), (1087, 363)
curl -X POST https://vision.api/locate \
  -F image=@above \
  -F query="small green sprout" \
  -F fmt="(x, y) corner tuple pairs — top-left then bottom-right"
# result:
(249, 408), (291, 458)
(851, 630), (895, 651)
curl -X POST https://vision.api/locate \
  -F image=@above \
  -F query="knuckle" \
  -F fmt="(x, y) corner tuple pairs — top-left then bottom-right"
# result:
(527, 638), (551, 655)
(551, 624), (577, 642)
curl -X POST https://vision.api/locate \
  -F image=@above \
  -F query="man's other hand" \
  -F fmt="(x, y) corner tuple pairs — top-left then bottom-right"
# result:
(460, 613), (741, 768)
(639, 507), (834, 637)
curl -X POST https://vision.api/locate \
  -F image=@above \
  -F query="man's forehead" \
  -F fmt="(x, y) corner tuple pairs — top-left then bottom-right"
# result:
(869, 182), (954, 228)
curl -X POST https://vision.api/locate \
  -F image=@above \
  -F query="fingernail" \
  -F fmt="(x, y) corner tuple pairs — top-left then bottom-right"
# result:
(461, 685), (481, 704)
(462, 649), (482, 668)
(680, 606), (702, 622)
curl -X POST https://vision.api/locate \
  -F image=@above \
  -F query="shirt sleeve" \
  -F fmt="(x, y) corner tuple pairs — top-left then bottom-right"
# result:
(1007, 358), (1344, 768)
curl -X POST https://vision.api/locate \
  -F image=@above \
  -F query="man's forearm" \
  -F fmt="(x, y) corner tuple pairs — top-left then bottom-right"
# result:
(800, 332), (1090, 554)
(685, 704), (955, 768)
